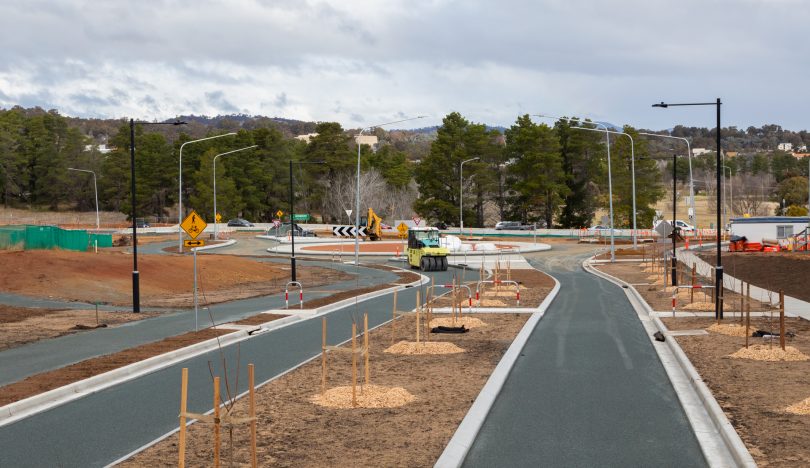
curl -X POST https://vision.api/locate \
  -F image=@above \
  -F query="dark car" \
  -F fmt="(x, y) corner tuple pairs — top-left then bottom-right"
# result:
(435, 221), (448, 230)
(227, 218), (254, 227)
(280, 222), (317, 237)
(135, 218), (150, 228)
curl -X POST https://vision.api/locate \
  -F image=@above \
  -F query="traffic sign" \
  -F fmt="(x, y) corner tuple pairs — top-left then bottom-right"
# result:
(184, 239), (205, 247)
(412, 216), (421, 226)
(397, 222), (409, 238)
(272, 219), (281, 228)
(345, 209), (353, 218)
(181, 210), (207, 240)
(332, 226), (367, 237)
(215, 213), (222, 223)
(276, 210), (284, 218)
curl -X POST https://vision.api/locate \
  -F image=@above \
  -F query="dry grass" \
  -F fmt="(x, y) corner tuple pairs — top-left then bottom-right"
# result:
(311, 385), (415, 409)
(729, 344), (809, 361)
(384, 341), (465, 355)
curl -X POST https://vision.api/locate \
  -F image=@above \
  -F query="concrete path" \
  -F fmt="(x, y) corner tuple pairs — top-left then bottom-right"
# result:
(462, 247), (707, 467)
(0, 257), (399, 387)
(0, 267), (454, 468)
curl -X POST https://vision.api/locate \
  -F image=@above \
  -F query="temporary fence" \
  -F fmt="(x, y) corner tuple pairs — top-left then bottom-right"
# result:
(0, 225), (113, 251)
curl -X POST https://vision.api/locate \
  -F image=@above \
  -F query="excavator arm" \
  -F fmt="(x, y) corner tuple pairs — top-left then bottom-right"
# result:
(366, 207), (382, 241)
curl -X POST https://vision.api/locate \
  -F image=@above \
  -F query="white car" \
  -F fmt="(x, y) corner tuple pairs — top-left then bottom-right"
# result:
(588, 225), (619, 234)
(654, 219), (695, 232)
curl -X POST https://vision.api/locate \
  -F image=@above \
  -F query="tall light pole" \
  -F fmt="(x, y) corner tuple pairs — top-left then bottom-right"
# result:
(653, 98), (723, 320)
(639, 133), (696, 227)
(178, 132), (236, 253)
(460, 157), (479, 236)
(67, 168), (99, 230)
(568, 126), (638, 248)
(130, 118), (187, 313)
(354, 116), (426, 266)
(535, 114), (616, 262)
(213, 145), (258, 239)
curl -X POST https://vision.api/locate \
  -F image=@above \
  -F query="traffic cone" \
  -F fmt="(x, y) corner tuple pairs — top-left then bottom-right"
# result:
(685, 238), (690, 249)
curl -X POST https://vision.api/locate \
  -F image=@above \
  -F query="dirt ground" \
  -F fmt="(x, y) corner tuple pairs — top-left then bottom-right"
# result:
(0, 328), (237, 406)
(662, 316), (810, 467)
(122, 313), (531, 467)
(0, 250), (350, 307)
(595, 261), (777, 313)
(699, 251), (810, 303)
(429, 267), (554, 309)
(0, 304), (149, 351)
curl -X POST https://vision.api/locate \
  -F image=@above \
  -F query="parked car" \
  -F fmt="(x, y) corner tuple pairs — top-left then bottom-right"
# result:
(280, 222), (317, 237)
(227, 218), (254, 227)
(495, 221), (533, 230)
(653, 219), (695, 232)
(135, 218), (150, 228)
(588, 224), (619, 234)
(435, 221), (448, 230)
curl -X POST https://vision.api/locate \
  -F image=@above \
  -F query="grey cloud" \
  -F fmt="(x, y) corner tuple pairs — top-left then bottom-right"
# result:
(204, 90), (238, 113)
(274, 92), (288, 108)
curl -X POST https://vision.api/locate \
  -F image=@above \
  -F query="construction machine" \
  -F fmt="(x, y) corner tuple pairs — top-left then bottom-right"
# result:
(407, 227), (449, 271)
(360, 208), (383, 241)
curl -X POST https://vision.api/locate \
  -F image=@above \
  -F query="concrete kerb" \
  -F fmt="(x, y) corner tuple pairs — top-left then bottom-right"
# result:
(265, 241), (552, 257)
(0, 265), (429, 429)
(434, 273), (561, 468)
(191, 238), (236, 252)
(584, 258), (756, 468)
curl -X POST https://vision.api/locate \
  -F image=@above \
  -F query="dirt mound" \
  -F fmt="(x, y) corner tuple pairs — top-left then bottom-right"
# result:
(384, 341), (465, 355)
(786, 396), (810, 415)
(729, 344), (809, 361)
(311, 385), (415, 409)
(707, 323), (749, 337)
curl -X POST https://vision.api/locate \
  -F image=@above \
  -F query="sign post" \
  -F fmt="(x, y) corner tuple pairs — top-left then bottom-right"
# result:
(180, 210), (207, 332)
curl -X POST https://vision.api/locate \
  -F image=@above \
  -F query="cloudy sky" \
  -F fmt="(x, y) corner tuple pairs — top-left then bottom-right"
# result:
(1, 0), (808, 131)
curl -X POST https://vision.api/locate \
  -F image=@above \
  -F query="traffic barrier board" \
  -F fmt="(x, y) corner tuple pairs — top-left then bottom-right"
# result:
(332, 226), (368, 237)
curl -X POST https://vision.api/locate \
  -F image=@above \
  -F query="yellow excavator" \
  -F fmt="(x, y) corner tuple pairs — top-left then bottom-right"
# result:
(360, 207), (383, 241)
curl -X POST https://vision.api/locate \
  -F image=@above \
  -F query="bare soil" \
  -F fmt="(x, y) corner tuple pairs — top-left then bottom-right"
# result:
(0, 250), (350, 307)
(662, 316), (810, 467)
(430, 268), (554, 309)
(595, 261), (776, 313)
(0, 304), (150, 351)
(700, 251), (810, 303)
(122, 313), (532, 467)
(0, 328), (234, 406)
(231, 314), (288, 326)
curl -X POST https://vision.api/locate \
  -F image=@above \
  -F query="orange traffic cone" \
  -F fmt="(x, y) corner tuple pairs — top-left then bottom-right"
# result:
(685, 238), (690, 249)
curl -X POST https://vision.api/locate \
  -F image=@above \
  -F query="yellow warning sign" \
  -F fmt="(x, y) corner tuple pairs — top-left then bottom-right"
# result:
(276, 209), (284, 218)
(215, 213), (222, 223)
(397, 222), (409, 239)
(181, 210), (207, 240)
(184, 239), (205, 247)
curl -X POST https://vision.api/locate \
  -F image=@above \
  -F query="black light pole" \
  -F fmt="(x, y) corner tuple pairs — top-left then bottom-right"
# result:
(672, 153), (678, 286)
(653, 99), (723, 319)
(130, 118), (187, 313)
(288, 160), (326, 282)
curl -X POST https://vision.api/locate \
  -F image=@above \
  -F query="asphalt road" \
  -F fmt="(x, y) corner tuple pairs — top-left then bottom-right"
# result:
(462, 248), (707, 467)
(0, 265), (455, 467)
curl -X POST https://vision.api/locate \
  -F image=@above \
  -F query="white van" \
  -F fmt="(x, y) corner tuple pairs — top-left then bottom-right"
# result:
(653, 219), (695, 232)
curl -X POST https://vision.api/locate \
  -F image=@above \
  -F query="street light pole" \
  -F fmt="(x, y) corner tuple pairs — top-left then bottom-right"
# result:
(289, 160), (326, 281)
(672, 153), (678, 286)
(130, 118), (187, 313)
(213, 145), (257, 239)
(653, 98), (723, 319)
(569, 126), (637, 248)
(536, 114), (616, 262)
(67, 168), (99, 230)
(639, 133), (696, 227)
(460, 157), (479, 236)
(178, 132), (236, 253)
(354, 116), (426, 266)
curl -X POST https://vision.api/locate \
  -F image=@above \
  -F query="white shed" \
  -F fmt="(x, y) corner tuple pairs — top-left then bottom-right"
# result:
(730, 216), (810, 242)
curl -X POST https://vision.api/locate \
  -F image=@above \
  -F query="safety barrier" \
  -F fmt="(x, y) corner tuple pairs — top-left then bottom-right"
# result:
(0, 225), (113, 251)
(284, 281), (303, 309)
(427, 283), (473, 314)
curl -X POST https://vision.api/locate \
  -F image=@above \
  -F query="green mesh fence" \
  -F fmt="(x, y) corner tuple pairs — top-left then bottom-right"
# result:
(0, 225), (113, 251)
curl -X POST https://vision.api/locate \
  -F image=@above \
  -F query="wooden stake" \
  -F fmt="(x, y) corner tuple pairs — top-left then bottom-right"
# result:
(248, 364), (257, 468)
(739, 281), (744, 323)
(213, 376), (221, 468)
(780, 290), (786, 351)
(179, 368), (188, 468)
(391, 290), (397, 344)
(364, 313), (370, 386)
(321, 318), (327, 394)
(690, 264), (696, 304)
(351, 322), (357, 407)
(416, 298), (421, 344)
(745, 286), (750, 349)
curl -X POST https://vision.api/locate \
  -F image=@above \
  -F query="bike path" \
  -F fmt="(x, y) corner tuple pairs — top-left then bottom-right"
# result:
(0, 259), (399, 387)
(462, 255), (706, 467)
(0, 268), (451, 468)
